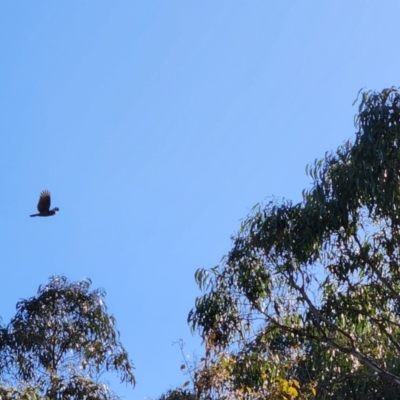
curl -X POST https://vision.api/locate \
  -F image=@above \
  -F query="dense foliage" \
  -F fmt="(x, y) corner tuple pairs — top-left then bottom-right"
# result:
(156, 388), (198, 400)
(188, 88), (400, 399)
(0, 276), (135, 399)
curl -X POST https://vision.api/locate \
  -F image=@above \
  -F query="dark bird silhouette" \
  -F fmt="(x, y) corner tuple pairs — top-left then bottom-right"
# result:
(30, 190), (59, 217)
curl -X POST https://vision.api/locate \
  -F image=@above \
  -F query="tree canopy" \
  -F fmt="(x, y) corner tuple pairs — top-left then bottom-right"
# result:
(188, 88), (400, 399)
(0, 276), (135, 400)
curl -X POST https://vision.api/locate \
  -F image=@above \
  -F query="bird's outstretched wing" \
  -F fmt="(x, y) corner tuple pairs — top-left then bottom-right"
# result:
(37, 190), (51, 213)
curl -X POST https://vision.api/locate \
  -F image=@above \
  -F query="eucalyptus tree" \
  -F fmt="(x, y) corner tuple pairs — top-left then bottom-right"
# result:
(0, 276), (135, 400)
(189, 88), (400, 399)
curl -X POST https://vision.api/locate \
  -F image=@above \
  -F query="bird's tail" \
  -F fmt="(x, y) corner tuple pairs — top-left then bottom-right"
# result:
(30, 213), (40, 217)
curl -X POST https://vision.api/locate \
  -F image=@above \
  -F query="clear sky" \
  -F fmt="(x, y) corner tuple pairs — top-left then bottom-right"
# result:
(1, 1), (400, 399)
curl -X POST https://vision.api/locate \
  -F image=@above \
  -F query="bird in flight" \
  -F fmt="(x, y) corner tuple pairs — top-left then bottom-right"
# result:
(30, 190), (59, 217)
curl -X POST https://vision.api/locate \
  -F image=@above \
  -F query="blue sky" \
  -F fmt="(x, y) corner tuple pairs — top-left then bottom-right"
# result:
(1, 1), (400, 399)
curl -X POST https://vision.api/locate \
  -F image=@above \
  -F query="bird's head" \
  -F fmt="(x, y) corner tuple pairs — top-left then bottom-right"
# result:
(54, 207), (60, 213)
